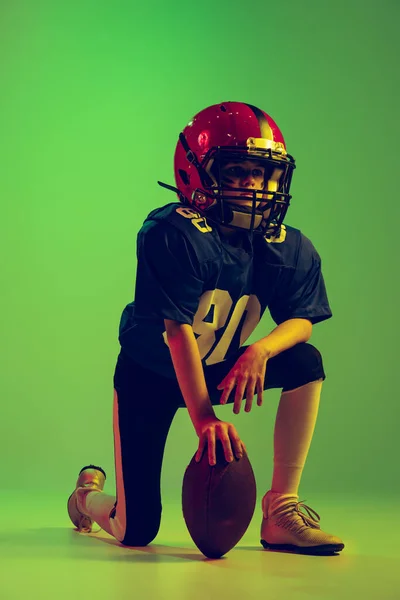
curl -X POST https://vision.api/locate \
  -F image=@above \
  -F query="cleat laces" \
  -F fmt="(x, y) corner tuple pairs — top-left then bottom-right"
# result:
(273, 500), (321, 534)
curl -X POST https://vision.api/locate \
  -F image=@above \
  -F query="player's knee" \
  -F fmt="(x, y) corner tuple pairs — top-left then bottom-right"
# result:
(120, 517), (161, 548)
(283, 342), (325, 390)
(295, 342), (323, 371)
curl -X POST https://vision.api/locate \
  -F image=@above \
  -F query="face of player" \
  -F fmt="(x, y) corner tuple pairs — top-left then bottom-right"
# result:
(211, 159), (273, 242)
(218, 159), (273, 225)
(219, 160), (265, 208)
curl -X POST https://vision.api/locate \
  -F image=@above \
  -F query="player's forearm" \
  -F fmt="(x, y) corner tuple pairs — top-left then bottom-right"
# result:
(254, 318), (313, 359)
(166, 324), (215, 433)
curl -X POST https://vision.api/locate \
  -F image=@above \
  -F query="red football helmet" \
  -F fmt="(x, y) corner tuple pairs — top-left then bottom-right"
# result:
(158, 102), (296, 237)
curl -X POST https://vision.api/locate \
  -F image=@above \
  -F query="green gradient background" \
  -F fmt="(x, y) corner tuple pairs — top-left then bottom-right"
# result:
(1, 0), (398, 504)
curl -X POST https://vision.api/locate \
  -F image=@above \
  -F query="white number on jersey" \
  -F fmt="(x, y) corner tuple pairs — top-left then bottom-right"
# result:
(163, 289), (261, 365)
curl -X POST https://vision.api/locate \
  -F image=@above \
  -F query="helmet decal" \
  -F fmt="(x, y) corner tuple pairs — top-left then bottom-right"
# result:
(245, 103), (273, 139)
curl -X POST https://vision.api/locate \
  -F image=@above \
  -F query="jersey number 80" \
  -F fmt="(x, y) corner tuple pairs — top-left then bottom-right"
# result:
(163, 289), (262, 365)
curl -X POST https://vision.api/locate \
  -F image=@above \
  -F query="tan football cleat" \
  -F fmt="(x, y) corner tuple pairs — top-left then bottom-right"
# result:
(67, 465), (106, 533)
(260, 490), (345, 555)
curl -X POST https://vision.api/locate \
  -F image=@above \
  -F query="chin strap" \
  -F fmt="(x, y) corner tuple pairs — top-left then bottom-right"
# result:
(178, 133), (215, 187)
(157, 180), (187, 203)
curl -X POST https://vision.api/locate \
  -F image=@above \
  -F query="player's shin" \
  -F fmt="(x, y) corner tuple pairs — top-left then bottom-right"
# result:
(271, 380), (323, 496)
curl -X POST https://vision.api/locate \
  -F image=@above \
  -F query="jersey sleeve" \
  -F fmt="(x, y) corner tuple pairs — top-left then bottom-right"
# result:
(269, 233), (332, 326)
(134, 220), (205, 325)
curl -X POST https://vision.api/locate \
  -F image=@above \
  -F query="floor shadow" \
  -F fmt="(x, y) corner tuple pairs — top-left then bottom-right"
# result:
(0, 527), (344, 561)
(0, 527), (223, 562)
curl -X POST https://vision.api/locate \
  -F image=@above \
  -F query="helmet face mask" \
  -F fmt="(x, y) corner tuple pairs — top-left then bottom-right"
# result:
(158, 102), (296, 237)
(197, 146), (293, 236)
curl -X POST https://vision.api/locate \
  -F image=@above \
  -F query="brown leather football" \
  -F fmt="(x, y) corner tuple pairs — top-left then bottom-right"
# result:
(182, 440), (257, 558)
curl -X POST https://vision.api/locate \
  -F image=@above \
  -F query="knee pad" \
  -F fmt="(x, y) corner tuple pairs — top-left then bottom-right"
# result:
(282, 343), (325, 392)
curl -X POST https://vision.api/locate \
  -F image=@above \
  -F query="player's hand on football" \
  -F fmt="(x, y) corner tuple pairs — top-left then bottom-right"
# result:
(195, 416), (247, 466)
(217, 343), (268, 414)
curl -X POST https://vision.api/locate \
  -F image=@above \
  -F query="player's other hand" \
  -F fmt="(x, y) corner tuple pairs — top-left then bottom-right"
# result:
(217, 343), (268, 414)
(194, 416), (247, 466)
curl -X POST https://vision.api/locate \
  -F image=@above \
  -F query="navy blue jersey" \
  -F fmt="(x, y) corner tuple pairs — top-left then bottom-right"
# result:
(118, 202), (332, 378)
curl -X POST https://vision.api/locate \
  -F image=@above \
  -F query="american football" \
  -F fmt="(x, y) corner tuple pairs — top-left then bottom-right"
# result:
(182, 440), (257, 558)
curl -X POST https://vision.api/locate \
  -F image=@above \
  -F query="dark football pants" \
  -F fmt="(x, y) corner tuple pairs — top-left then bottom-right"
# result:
(111, 342), (326, 547)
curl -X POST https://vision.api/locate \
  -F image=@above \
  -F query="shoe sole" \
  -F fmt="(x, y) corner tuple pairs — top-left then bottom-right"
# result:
(260, 538), (345, 555)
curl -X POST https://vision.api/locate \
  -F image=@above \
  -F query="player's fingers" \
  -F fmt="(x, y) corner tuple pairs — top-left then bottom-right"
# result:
(228, 427), (244, 460)
(256, 377), (264, 407)
(218, 433), (233, 463)
(195, 435), (206, 462)
(233, 378), (247, 414)
(207, 428), (216, 466)
(220, 379), (235, 405)
(245, 378), (256, 412)
(217, 378), (226, 390)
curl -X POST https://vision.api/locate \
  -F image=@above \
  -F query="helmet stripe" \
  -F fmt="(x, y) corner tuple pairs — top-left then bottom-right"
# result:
(245, 103), (273, 139)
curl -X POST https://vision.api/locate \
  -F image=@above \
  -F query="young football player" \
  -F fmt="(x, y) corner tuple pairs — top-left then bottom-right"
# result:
(68, 102), (345, 555)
